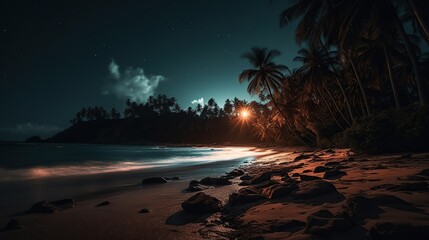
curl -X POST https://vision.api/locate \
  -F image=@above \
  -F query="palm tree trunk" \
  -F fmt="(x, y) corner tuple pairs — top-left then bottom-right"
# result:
(408, 0), (429, 42)
(264, 81), (313, 146)
(347, 56), (371, 114)
(317, 87), (345, 130)
(382, 43), (401, 108)
(322, 83), (352, 126)
(319, 39), (355, 121)
(394, 11), (427, 106)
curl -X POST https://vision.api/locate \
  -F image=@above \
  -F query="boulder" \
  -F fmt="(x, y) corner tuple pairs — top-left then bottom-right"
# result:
(227, 169), (244, 177)
(95, 201), (111, 207)
(314, 166), (332, 173)
(294, 154), (313, 161)
(50, 198), (75, 209)
(138, 208), (150, 213)
(325, 161), (340, 167)
(228, 187), (266, 206)
(369, 194), (411, 206)
(250, 171), (275, 185)
(323, 170), (347, 179)
(269, 219), (306, 232)
(310, 155), (323, 162)
(240, 174), (253, 181)
(345, 196), (383, 219)
(325, 149), (335, 154)
(2, 219), (24, 231)
(294, 180), (339, 199)
(165, 177), (180, 180)
(181, 192), (222, 214)
(200, 177), (231, 186)
(28, 201), (59, 214)
(305, 210), (352, 236)
(368, 222), (429, 240)
(300, 175), (321, 181)
(370, 182), (428, 192)
(262, 183), (298, 199)
(142, 177), (168, 185)
(187, 180), (208, 192)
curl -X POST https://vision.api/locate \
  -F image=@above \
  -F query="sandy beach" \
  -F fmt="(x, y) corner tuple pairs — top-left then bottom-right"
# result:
(1, 148), (429, 239)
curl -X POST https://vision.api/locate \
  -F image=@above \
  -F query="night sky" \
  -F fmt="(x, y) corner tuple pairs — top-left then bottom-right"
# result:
(1, 0), (300, 140)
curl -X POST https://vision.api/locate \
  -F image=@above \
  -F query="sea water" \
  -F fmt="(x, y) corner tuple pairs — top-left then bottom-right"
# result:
(0, 143), (267, 213)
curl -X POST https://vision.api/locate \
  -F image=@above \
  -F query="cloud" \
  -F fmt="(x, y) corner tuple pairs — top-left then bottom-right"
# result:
(104, 59), (165, 102)
(191, 98), (205, 106)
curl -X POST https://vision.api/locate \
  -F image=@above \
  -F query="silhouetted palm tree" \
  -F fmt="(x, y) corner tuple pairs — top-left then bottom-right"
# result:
(239, 47), (311, 145)
(336, 0), (427, 105)
(398, 0), (429, 42)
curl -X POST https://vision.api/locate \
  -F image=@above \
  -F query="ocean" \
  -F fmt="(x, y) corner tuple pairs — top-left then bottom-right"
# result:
(0, 143), (267, 213)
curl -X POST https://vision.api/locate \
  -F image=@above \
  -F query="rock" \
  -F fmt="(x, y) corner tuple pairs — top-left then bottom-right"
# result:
(200, 177), (231, 186)
(50, 198), (75, 209)
(250, 171), (274, 185)
(310, 155), (322, 162)
(2, 219), (24, 231)
(253, 180), (279, 189)
(325, 149), (335, 154)
(300, 175), (321, 181)
(240, 174), (253, 181)
(291, 173), (300, 177)
(294, 154), (313, 161)
(302, 169), (312, 173)
(142, 177), (168, 185)
(165, 177), (180, 180)
(294, 180), (339, 199)
(323, 170), (347, 179)
(227, 169), (244, 177)
(262, 183), (298, 199)
(369, 194), (411, 206)
(269, 219), (306, 232)
(345, 196), (383, 219)
(95, 201), (111, 207)
(314, 166), (332, 173)
(325, 161), (340, 167)
(187, 180), (208, 192)
(138, 208), (150, 213)
(28, 201), (59, 214)
(417, 169), (429, 176)
(370, 182), (428, 192)
(181, 192), (222, 214)
(305, 210), (352, 236)
(311, 209), (334, 218)
(228, 187), (266, 206)
(368, 222), (429, 240)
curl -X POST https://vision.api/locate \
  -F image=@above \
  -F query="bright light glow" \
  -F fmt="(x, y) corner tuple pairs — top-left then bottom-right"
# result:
(241, 110), (250, 119)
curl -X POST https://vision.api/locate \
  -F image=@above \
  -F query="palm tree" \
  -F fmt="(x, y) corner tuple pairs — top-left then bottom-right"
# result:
(279, 0), (356, 121)
(336, 0), (427, 105)
(239, 47), (311, 146)
(294, 46), (352, 125)
(398, 0), (429, 42)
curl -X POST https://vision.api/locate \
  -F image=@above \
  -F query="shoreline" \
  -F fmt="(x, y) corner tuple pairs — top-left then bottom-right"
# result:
(1, 148), (428, 239)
